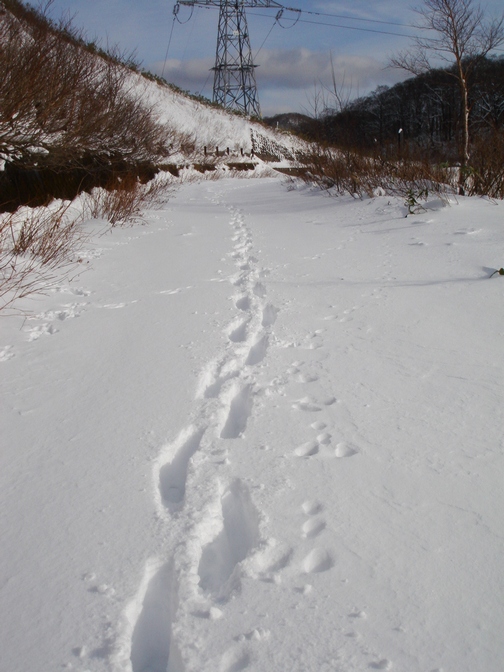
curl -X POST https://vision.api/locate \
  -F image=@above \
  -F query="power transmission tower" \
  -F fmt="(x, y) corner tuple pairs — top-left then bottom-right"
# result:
(178, 0), (282, 117)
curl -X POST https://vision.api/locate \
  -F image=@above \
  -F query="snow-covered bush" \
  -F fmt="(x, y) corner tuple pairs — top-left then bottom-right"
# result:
(0, 202), (85, 311)
(0, 1), (172, 210)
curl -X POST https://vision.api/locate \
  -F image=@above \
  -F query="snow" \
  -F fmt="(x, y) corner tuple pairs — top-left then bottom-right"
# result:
(137, 76), (307, 162)
(1, 177), (504, 672)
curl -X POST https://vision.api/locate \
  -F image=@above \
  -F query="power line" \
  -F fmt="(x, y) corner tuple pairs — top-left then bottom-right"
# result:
(251, 12), (504, 51)
(186, 3), (417, 32)
(281, 6), (417, 29)
(161, 15), (177, 78)
(175, 5), (504, 55)
(184, 4), (416, 39)
(254, 19), (278, 59)
(248, 11), (417, 39)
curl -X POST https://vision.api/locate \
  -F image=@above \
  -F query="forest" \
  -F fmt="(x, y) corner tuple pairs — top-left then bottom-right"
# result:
(317, 56), (504, 163)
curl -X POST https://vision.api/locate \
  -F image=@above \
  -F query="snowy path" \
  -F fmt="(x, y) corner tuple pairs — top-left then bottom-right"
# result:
(1, 178), (504, 672)
(120, 185), (285, 672)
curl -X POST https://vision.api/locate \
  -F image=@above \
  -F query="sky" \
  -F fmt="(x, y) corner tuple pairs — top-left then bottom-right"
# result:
(46, 0), (504, 116)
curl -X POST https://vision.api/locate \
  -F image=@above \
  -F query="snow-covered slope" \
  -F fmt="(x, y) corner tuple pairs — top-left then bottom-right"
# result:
(139, 76), (306, 163)
(1, 178), (503, 672)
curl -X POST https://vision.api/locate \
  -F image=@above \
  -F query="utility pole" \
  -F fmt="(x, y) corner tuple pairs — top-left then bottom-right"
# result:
(177, 0), (283, 117)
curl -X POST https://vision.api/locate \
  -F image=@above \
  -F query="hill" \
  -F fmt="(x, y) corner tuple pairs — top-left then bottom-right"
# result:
(287, 57), (504, 165)
(0, 0), (306, 211)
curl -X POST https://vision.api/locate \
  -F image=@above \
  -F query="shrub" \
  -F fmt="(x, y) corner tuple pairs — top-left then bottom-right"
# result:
(0, 1), (172, 209)
(0, 201), (85, 312)
(298, 145), (456, 201)
(83, 173), (174, 226)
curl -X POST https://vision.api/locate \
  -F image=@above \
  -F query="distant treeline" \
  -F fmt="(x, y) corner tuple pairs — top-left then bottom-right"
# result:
(267, 56), (504, 163)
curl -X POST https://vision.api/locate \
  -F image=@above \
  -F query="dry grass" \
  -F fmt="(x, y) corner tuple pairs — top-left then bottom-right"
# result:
(298, 146), (458, 201)
(0, 4), (172, 211)
(0, 171), (175, 312)
(83, 173), (175, 226)
(466, 132), (504, 199)
(0, 201), (86, 312)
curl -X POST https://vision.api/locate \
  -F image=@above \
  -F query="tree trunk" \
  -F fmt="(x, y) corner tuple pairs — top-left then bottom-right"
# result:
(458, 70), (470, 195)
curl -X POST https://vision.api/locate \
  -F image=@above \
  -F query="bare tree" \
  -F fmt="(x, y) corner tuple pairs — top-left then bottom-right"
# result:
(303, 53), (354, 120)
(324, 53), (355, 115)
(391, 0), (504, 193)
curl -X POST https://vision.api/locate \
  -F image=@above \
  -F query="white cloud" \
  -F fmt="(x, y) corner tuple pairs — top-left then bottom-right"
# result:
(149, 47), (408, 115)
(256, 48), (401, 89)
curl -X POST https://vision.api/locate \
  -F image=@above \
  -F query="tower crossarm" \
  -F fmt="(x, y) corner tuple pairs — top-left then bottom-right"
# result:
(178, 0), (284, 9)
(174, 0), (295, 117)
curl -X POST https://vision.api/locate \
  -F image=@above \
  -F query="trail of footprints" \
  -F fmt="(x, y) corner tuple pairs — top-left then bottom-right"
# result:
(2, 189), (376, 669)
(126, 190), (372, 672)
(128, 192), (283, 672)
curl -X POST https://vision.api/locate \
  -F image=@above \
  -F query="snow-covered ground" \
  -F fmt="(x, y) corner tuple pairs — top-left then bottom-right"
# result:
(1, 177), (503, 672)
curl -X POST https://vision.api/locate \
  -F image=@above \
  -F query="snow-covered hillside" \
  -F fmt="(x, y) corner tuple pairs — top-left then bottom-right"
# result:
(0, 0), (306, 185)
(1, 177), (503, 672)
(138, 75), (307, 164)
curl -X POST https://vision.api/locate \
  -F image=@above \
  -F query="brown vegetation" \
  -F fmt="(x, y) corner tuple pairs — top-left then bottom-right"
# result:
(0, 0), (178, 311)
(83, 174), (174, 226)
(0, 202), (85, 311)
(298, 146), (456, 202)
(0, 0), (172, 211)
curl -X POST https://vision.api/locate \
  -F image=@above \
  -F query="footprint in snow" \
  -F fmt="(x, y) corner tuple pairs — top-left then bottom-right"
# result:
(294, 441), (319, 458)
(368, 659), (393, 670)
(0, 346), (15, 361)
(261, 303), (278, 327)
(220, 648), (251, 672)
(454, 228), (480, 235)
(349, 610), (367, 619)
(302, 548), (334, 574)
(296, 372), (319, 384)
(293, 396), (336, 412)
(292, 397), (322, 412)
(302, 500), (323, 516)
(220, 384), (253, 439)
(335, 442), (359, 458)
(130, 560), (177, 672)
(245, 335), (269, 366)
(158, 427), (206, 509)
(235, 295), (251, 311)
(25, 323), (58, 340)
(302, 518), (326, 539)
(198, 480), (260, 598)
(235, 628), (270, 642)
(317, 433), (332, 445)
(228, 320), (249, 343)
(50, 285), (91, 297)
(253, 282), (266, 298)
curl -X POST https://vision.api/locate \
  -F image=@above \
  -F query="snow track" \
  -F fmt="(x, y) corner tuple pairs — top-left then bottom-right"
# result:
(121, 182), (504, 672)
(125, 185), (283, 672)
(2, 179), (504, 672)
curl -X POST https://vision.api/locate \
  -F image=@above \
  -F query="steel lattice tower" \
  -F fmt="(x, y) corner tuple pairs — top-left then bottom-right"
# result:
(214, 1), (259, 116)
(178, 0), (282, 117)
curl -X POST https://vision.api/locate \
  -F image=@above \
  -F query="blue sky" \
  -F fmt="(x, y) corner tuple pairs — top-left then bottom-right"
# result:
(47, 0), (504, 116)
